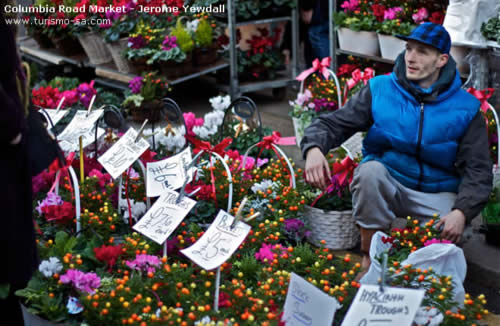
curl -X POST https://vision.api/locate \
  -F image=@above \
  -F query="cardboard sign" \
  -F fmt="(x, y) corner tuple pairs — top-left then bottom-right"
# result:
(341, 284), (425, 326)
(181, 210), (250, 270)
(282, 272), (341, 326)
(133, 189), (196, 244)
(146, 147), (194, 197)
(58, 110), (104, 152)
(98, 128), (150, 179)
(43, 109), (68, 128)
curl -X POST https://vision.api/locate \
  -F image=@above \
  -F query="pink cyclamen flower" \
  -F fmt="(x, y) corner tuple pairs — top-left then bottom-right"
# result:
(36, 192), (63, 215)
(424, 238), (452, 247)
(183, 112), (204, 137)
(340, 0), (359, 12)
(60, 269), (101, 294)
(384, 7), (403, 20)
(125, 254), (161, 273)
(255, 243), (287, 264)
(89, 169), (112, 188)
(412, 7), (429, 24)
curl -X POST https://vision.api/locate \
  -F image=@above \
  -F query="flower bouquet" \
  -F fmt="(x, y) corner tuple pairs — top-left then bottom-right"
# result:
(122, 72), (169, 122)
(301, 148), (360, 249)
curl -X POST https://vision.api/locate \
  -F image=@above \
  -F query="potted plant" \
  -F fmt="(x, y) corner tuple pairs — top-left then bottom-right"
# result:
(333, 0), (380, 56)
(481, 16), (500, 48)
(290, 71), (342, 146)
(300, 148), (360, 249)
(24, 1), (55, 49)
(237, 27), (284, 81)
(44, 8), (84, 56)
(122, 72), (169, 122)
(165, 19), (195, 77)
(372, 4), (414, 60)
(193, 18), (218, 66)
(124, 20), (164, 73)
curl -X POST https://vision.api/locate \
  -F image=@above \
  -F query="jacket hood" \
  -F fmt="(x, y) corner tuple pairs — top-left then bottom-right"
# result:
(392, 51), (462, 103)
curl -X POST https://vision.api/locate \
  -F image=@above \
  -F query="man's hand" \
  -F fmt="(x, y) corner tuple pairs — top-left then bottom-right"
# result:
(300, 9), (313, 24)
(10, 133), (22, 145)
(305, 147), (331, 190)
(435, 209), (466, 244)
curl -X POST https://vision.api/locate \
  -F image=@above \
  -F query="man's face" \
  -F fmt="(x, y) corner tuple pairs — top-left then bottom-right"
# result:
(404, 40), (448, 87)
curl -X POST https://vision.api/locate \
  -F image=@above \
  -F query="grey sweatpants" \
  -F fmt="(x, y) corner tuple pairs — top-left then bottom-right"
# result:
(350, 161), (457, 230)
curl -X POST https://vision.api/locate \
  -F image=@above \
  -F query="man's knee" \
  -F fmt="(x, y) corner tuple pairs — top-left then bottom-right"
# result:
(352, 161), (389, 189)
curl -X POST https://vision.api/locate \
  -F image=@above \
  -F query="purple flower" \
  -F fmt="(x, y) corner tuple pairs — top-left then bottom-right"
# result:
(284, 219), (305, 233)
(125, 254), (161, 273)
(36, 192), (63, 215)
(384, 7), (403, 20)
(424, 238), (452, 246)
(128, 35), (146, 49)
(341, 0), (359, 12)
(129, 76), (143, 94)
(255, 243), (286, 264)
(60, 269), (101, 294)
(76, 81), (97, 108)
(313, 98), (337, 112)
(162, 36), (178, 51)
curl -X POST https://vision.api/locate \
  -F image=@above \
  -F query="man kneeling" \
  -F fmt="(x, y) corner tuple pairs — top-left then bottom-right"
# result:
(301, 23), (492, 276)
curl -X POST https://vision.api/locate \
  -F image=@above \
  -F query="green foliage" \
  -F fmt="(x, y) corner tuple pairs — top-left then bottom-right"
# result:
(39, 77), (80, 91)
(171, 20), (195, 53)
(147, 46), (186, 64)
(0, 284), (10, 299)
(481, 16), (500, 43)
(378, 19), (414, 36)
(103, 19), (135, 43)
(482, 190), (500, 225)
(195, 19), (213, 48)
(125, 48), (156, 62)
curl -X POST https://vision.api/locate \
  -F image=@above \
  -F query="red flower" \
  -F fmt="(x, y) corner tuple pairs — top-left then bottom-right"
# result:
(371, 4), (386, 22)
(218, 291), (231, 308)
(428, 11), (445, 25)
(32, 86), (61, 108)
(41, 202), (75, 225)
(94, 244), (123, 271)
(337, 63), (359, 76)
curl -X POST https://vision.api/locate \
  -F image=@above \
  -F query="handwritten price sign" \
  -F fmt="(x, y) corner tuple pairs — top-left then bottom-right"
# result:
(282, 272), (341, 326)
(133, 188), (196, 244)
(181, 210), (250, 270)
(43, 109), (68, 129)
(58, 110), (104, 152)
(341, 284), (425, 326)
(146, 147), (194, 197)
(98, 128), (150, 179)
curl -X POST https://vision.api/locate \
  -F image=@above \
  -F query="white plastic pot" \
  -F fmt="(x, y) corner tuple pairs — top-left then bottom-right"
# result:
(338, 28), (380, 56)
(377, 33), (406, 61)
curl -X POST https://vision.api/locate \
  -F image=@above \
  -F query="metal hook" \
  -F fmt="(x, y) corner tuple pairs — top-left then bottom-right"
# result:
(380, 252), (388, 293)
(135, 119), (149, 142)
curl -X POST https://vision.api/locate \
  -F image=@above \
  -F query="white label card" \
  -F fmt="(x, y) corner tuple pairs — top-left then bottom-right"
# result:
(146, 147), (194, 197)
(43, 109), (68, 128)
(58, 110), (104, 152)
(341, 284), (425, 326)
(181, 210), (251, 270)
(282, 272), (341, 326)
(133, 189), (196, 244)
(98, 128), (150, 179)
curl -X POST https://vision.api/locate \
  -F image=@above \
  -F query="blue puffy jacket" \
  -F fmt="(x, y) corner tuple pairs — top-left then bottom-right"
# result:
(362, 72), (479, 193)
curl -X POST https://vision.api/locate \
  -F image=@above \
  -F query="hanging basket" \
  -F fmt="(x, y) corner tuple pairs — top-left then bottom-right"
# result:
(106, 37), (134, 73)
(302, 205), (360, 250)
(128, 100), (162, 123)
(78, 31), (112, 65)
(338, 28), (380, 56)
(20, 303), (69, 326)
(159, 52), (193, 80)
(53, 36), (84, 57)
(377, 33), (405, 61)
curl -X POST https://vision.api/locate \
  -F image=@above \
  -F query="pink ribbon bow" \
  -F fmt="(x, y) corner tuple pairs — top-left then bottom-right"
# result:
(257, 131), (296, 149)
(296, 57), (332, 81)
(467, 87), (494, 113)
(343, 68), (375, 105)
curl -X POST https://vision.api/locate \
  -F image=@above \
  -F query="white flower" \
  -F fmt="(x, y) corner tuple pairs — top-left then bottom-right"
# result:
(414, 307), (444, 326)
(39, 257), (63, 277)
(204, 110), (225, 128)
(209, 95), (231, 111)
(194, 316), (211, 326)
(121, 200), (147, 223)
(251, 179), (276, 194)
(186, 19), (199, 34)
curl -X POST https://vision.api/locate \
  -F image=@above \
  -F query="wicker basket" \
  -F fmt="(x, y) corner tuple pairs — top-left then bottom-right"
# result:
(106, 37), (134, 73)
(78, 31), (112, 65)
(302, 205), (360, 250)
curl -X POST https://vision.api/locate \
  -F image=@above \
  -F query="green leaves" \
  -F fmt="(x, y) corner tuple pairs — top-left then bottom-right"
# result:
(147, 47), (186, 65)
(481, 17), (500, 44)
(0, 284), (10, 299)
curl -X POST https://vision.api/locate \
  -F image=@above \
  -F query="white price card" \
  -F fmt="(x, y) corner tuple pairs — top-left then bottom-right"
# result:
(341, 284), (425, 326)
(181, 210), (251, 270)
(43, 109), (68, 128)
(58, 110), (104, 152)
(146, 147), (194, 197)
(98, 128), (150, 179)
(133, 188), (196, 244)
(282, 272), (341, 326)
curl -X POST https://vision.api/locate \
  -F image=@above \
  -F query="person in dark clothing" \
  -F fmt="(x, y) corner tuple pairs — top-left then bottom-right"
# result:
(301, 23), (492, 277)
(0, 6), (39, 325)
(301, 0), (329, 66)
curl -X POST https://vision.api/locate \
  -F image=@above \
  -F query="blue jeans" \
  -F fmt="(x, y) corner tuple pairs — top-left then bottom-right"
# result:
(306, 22), (330, 66)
